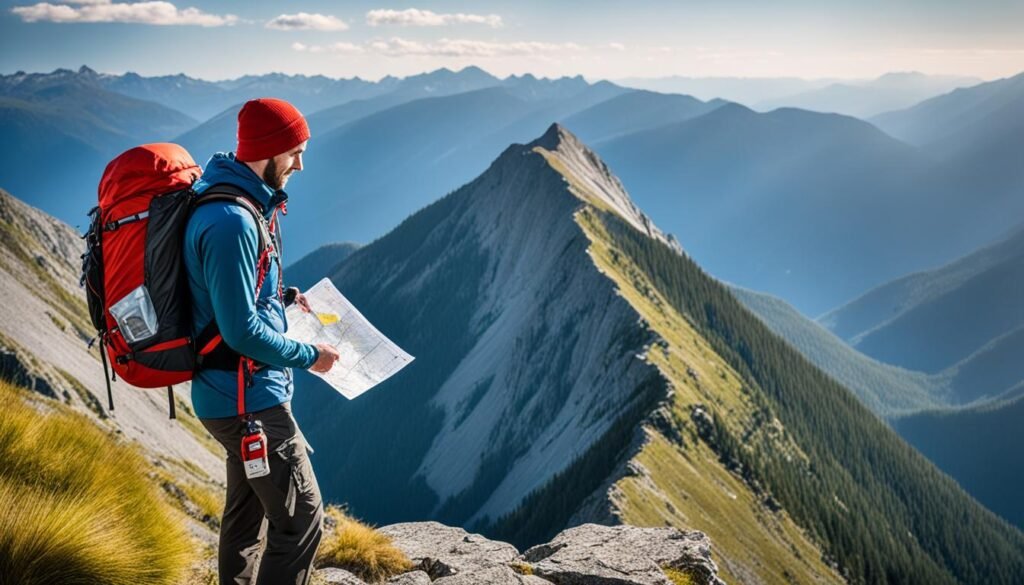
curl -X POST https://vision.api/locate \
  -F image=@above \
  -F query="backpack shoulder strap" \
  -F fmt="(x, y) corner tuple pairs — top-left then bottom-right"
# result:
(193, 184), (271, 253)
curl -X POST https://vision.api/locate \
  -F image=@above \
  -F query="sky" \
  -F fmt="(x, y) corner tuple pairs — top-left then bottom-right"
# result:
(1, 0), (1022, 81)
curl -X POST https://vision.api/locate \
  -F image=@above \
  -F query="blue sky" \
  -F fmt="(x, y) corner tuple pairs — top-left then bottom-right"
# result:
(1, 0), (1022, 81)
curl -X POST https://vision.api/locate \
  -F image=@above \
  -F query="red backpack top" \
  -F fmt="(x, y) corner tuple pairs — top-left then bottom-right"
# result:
(83, 143), (276, 419)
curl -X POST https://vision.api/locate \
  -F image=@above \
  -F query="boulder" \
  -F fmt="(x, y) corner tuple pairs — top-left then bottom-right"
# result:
(521, 524), (723, 585)
(385, 571), (432, 584)
(379, 521), (519, 579)
(318, 567), (367, 584)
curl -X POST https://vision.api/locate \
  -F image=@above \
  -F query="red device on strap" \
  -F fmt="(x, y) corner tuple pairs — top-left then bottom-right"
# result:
(241, 418), (270, 479)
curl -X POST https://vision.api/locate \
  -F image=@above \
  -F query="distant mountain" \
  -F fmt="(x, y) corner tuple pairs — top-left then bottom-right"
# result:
(614, 75), (837, 106)
(731, 286), (945, 417)
(591, 102), (962, 315)
(173, 102), (243, 167)
(871, 71), (1024, 198)
(871, 71), (1024, 149)
(286, 242), (361, 292)
(281, 82), (632, 256)
(894, 395), (1024, 530)
(819, 224), (1024, 382)
(754, 72), (981, 118)
(96, 67), (389, 121)
(174, 69), (614, 163)
(96, 64), (504, 122)
(0, 67), (197, 222)
(293, 124), (1024, 584)
(562, 90), (727, 144)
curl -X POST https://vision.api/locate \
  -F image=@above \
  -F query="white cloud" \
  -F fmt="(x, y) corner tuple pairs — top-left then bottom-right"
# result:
(366, 8), (502, 28)
(11, 0), (237, 26)
(608, 42), (626, 51)
(291, 41), (363, 55)
(266, 12), (348, 31)
(368, 37), (582, 58)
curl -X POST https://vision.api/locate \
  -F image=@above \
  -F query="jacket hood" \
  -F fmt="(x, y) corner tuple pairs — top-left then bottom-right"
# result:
(194, 152), (287, 218)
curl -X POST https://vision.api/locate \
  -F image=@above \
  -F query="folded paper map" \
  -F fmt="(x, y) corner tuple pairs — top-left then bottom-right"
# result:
(284, 278), (414, 399)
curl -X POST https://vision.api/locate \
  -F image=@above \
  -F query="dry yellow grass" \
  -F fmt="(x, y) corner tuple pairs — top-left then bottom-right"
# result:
(315, 506), (414, 583)
(0, 379), (190, 585)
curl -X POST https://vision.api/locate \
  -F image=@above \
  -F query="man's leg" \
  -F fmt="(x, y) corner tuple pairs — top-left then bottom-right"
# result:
(202, 403), (324, 585)
(201, 417), (266, 585)
(249, 402), (324, 585)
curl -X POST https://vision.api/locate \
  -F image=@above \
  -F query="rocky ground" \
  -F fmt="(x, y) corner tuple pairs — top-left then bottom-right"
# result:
(316, 522), (724, 585)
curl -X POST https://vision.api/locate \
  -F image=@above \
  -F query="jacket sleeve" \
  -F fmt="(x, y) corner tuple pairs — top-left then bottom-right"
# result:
(199, 208), (318, 369)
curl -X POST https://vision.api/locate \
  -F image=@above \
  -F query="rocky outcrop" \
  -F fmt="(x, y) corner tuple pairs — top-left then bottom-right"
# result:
(316, 522), (723, 585)
(523, 524), (724, 585)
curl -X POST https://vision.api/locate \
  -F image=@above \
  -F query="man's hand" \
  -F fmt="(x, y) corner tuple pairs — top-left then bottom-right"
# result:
(310, 343), (340, 373)
(295, 292), (311, 313)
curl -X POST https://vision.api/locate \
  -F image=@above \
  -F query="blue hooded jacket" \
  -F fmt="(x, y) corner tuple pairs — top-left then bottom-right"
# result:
(183, 152), (318, 419)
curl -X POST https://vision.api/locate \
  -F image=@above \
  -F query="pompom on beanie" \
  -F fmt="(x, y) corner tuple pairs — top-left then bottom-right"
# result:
(235, 98), (310, 162)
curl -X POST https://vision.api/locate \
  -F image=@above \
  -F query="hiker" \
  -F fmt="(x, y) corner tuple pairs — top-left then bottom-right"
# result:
(183, 97), (340, 585)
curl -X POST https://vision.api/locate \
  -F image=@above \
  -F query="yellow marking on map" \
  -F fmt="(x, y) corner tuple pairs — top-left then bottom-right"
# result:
(316, 312), (340, 326)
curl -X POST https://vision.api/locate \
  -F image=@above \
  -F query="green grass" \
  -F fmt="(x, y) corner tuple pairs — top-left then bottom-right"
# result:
(0, 379), (191, 585)
(576, 207), (841, 585)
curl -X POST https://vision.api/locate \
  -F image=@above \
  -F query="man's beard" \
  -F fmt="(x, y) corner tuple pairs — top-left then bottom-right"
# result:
(262, 158), (290, 190)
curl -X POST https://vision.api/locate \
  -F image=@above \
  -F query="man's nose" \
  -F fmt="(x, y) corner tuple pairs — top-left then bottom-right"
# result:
(294, 154), (303, 172)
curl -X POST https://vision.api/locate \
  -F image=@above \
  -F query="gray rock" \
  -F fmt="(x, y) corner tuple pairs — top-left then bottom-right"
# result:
(522, 523), (724, 585)
(379, 522), (519, 579)
(433, 564), (537, 585)
(385, 571), (432, 585)
(318, 567), (367, 584)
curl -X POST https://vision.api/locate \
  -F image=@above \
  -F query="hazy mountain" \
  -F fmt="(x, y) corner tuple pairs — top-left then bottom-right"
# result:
(872, 70), (1024, 198)
(614, 75), (837, 105)
(562, 90), (727, 144)
(286, 242), (361, 292)
(0, 67), (197, 222)
(731, 286), (945, 417)
(736, 283), (1024, 531)
(96, 65), (505, 122)
(292, 124), (1024, 584)
(754, 72), (981, 118)
(872, 70), (1024, 149)
(819, 224), (1024, 380)
(305, 71), (611, 137)
(590, 102), (960, 315)
(173, 102), (243, 167)
(894, 395), (1024, 530)
(280, 82), (631, 256)
(97, 68), (389, 121)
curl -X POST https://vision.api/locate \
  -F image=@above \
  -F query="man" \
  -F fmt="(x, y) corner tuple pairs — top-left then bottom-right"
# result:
(183, 97), (340, 585)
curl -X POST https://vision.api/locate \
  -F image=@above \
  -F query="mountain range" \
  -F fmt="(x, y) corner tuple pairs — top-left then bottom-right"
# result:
(753, 72), (981, 118)
(290, 124), (1024, 584)
(5, 65), (1022, 319)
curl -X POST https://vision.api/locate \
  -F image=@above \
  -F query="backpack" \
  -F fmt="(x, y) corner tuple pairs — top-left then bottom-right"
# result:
(82, 143), (280, 419)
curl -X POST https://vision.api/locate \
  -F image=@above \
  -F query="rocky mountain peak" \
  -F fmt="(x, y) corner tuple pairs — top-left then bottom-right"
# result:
(524, 123), (681, 252)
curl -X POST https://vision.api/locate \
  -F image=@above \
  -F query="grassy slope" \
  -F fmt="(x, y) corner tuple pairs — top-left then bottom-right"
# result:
(584, 204), (1024, 584)
(731, 286), (946, 417)
(0, 379), (191, 585)
(577, 207), (841, 585)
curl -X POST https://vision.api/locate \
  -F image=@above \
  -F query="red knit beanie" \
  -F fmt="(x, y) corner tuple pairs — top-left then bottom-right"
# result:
(236, 98), (310, 162)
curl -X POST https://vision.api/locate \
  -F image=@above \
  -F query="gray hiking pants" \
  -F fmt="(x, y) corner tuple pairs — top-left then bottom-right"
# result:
(201, 402), (324, 585)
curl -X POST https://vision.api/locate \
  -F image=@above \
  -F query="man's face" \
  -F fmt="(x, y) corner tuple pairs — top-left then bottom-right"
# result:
(261, 141), (306, 190)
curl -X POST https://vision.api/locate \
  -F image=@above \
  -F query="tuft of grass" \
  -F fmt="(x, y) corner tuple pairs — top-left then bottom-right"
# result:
(509, 561), (534, 575)
(315, 506), (414, 583)
(0, 379), (191, 585)
(663, 566), (697, 585)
